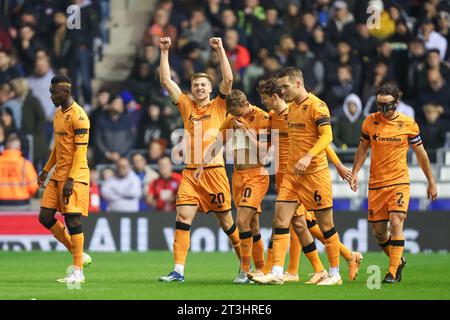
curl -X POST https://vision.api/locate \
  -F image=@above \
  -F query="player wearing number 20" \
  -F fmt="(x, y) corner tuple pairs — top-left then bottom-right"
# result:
(158, 37), (241, 282)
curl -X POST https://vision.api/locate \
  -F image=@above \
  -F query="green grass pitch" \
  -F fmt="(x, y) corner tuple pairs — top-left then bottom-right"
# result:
(0, 251), (449, 300)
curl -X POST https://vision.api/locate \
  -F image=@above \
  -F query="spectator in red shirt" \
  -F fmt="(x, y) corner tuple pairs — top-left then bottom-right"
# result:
(146, 156), (182, 211)
(225, 28), (250, 75)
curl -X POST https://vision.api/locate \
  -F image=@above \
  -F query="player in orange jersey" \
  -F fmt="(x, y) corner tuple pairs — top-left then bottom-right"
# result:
(158, 37), (241, 282)
(195, 89), (271, 283)
(250, 67), (343, 285)
(256, 78), (363, 282)
(38, 75), (92, 283)
(351, 84), (437, 283)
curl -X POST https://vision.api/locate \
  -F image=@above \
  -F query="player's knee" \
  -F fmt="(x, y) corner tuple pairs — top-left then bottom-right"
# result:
(236, 215), (251, 230)
(64, 215), (81, 228)
(38, 213), (57, 229)
(371, 228), (388, 242)
(291, 218), (307, 234)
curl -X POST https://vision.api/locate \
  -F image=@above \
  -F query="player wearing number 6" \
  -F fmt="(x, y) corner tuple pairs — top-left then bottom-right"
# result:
(350, 84), (438, 283)
(158, 37), (241, 282)
(250, 67), (343, 286)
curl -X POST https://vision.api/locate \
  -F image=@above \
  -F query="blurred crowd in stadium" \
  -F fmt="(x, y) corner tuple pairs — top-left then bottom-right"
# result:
(1, 0), (450, 212)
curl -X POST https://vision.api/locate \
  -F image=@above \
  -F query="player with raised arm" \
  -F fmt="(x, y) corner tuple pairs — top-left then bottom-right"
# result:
(37, 75), (92, 283)
(158, 37), (241, 282)
(350, 84), (437, 283)
(250, 67), (343, 285)
(256, 78), (363, 282)
(195, 89), (271, 284)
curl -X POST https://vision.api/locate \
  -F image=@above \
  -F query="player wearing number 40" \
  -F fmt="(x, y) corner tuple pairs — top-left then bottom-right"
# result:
(195, 89), (271, 284)
(158, 36), (241, 283)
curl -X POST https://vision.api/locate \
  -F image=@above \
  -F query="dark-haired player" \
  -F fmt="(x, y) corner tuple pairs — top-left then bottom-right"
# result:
(38, 75), (91, 283)
(351, 83), (437, 283)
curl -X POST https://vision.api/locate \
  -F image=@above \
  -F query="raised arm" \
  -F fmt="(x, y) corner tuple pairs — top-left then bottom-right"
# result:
(159, 37), (182, 104)
(209, 37), (233, 95)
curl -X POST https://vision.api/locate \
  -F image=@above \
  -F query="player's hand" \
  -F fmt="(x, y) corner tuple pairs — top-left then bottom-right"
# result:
(209, 37), (223, 50)
(233, 119), (246, 130)
(427, 181), (437, 200)
(193, 165), (204, 181)
(336, 163), (352, 183)
(160, 37), (172, 51)
(62, 178), (74, 205)
(38, 170), (48, 189)
(350, 173), (359, 192)
(294, 154), (313, 175)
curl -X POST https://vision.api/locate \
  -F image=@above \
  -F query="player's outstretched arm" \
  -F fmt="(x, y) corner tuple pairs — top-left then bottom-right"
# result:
(351, 140), (370, 192)
(159, 37), (182, 104)
(413, 144), (437, 200)
(210, 37), (233, 96)
(325, 145), (352, 182)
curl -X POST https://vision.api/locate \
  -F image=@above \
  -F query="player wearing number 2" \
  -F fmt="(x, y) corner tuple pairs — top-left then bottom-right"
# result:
(159, 37), (241, 282)
(351, 84), (437, 283)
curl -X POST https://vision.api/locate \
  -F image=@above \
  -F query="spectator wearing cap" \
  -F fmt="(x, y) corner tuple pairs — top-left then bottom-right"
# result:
(0, 50), (21, 85)
(146, 156), (182, 212)
(225, 29), (251, 76)
(326, 0), (357, 45)
(101, 157), (142, 212)
(420, 103), (448, 162)
(0, 135), (38, 211)
(250, 7), (285, 55)
(137, 102), (171, 149)
(419, 18), (448, 60)
(94, 95), (135, 164)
